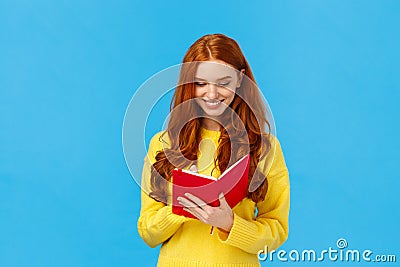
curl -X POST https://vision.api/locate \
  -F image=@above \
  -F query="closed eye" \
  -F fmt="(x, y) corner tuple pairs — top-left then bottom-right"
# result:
(195, 82), (207, 87)
(218, 82), (230, 86)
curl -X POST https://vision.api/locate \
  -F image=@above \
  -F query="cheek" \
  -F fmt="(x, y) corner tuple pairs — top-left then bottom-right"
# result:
(194, 87), (203, 98)
(223, 89), (236, 102)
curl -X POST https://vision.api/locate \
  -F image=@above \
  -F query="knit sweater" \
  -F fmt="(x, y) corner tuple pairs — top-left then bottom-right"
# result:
(137, 128), (290, 266)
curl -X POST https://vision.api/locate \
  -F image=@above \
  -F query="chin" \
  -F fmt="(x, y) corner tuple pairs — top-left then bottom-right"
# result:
(203, 110), (225, 117)
(200, 105), (229, 117)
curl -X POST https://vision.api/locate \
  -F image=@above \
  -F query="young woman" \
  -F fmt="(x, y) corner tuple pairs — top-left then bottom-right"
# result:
(138, 33), (290, 266)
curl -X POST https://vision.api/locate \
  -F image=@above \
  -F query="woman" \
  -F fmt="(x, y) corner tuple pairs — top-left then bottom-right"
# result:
(138, 33), (290, 266)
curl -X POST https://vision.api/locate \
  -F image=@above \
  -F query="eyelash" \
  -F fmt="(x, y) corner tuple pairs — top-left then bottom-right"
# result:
(195, 82), (230, 87)
(194, 82), (207, 87)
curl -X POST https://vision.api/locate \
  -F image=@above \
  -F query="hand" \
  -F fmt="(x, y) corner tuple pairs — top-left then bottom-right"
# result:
(177, 192), (234, 232)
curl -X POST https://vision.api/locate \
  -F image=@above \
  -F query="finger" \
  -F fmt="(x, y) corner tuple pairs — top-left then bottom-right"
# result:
(184, 193), (208, 208)
(177, 196), (198, 208)
(189, 165), (198, 173)
(183, 207), (206, 222)
(183, 206), (209, 222)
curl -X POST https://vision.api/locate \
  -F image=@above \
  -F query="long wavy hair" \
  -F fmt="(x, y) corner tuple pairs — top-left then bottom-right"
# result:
(149, 33), (272, 203)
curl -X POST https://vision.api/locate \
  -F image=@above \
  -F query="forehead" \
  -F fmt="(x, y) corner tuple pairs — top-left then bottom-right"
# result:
(195, 61), (238, 80)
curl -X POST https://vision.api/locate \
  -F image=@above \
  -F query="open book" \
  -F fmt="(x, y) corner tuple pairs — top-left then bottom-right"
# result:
(172, 154), (250, 219)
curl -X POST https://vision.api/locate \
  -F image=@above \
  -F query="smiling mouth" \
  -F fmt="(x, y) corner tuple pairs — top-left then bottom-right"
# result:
(203, 99), (224, 106)
(201, 99), (226, 110)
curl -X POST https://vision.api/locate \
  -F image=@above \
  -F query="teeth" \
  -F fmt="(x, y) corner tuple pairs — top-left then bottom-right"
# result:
(204, 100), (221, 106)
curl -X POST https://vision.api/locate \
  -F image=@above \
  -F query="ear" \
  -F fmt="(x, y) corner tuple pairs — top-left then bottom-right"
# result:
(236, 69), (245, 88)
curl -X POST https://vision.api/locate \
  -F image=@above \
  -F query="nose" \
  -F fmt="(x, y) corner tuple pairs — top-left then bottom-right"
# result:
(205, 83), (218, 99)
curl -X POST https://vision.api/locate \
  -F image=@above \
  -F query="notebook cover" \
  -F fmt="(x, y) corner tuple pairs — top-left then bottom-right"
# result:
(172, 154), (250, 219)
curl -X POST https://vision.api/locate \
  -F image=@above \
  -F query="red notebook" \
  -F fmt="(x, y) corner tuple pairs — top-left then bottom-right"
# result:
(172, 154), (250, 219)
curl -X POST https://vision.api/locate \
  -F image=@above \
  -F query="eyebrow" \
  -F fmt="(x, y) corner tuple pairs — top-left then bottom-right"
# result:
(194, 76), (232, 81)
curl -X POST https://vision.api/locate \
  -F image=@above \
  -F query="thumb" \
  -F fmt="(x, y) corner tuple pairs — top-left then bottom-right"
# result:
(219, 192), (229, 206)
(189, 165), (198, 173)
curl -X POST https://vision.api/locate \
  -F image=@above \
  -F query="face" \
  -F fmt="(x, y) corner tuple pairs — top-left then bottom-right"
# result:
(194, 60), (243, 118)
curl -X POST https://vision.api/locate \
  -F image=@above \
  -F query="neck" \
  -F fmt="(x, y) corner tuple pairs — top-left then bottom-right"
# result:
(201, 118), (221, 131)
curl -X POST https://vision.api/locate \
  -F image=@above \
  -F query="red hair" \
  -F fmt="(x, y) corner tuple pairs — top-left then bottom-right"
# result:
(150, 33), (272, 203)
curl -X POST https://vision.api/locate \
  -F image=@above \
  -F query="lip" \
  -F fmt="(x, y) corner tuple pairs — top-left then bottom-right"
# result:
(202, 99), (224, 110)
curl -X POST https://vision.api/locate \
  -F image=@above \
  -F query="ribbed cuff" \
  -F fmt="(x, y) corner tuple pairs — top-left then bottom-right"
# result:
(157, 205), (190, 231)
(217, 212), (259, 249)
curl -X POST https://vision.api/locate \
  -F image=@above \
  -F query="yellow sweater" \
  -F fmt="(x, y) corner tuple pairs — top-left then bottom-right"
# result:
(137, 128), (290, 266)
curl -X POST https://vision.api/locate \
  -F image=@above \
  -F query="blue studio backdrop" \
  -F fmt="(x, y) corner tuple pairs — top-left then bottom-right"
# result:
(1, 1), (399, 266)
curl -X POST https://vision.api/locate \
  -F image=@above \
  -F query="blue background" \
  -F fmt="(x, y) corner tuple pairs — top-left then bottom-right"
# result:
(1, 0), (399, 266)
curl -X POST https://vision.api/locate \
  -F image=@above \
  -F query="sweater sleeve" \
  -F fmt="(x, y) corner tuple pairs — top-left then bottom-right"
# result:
(216, 136), (290, 254)
(137, 132), (190, 248)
